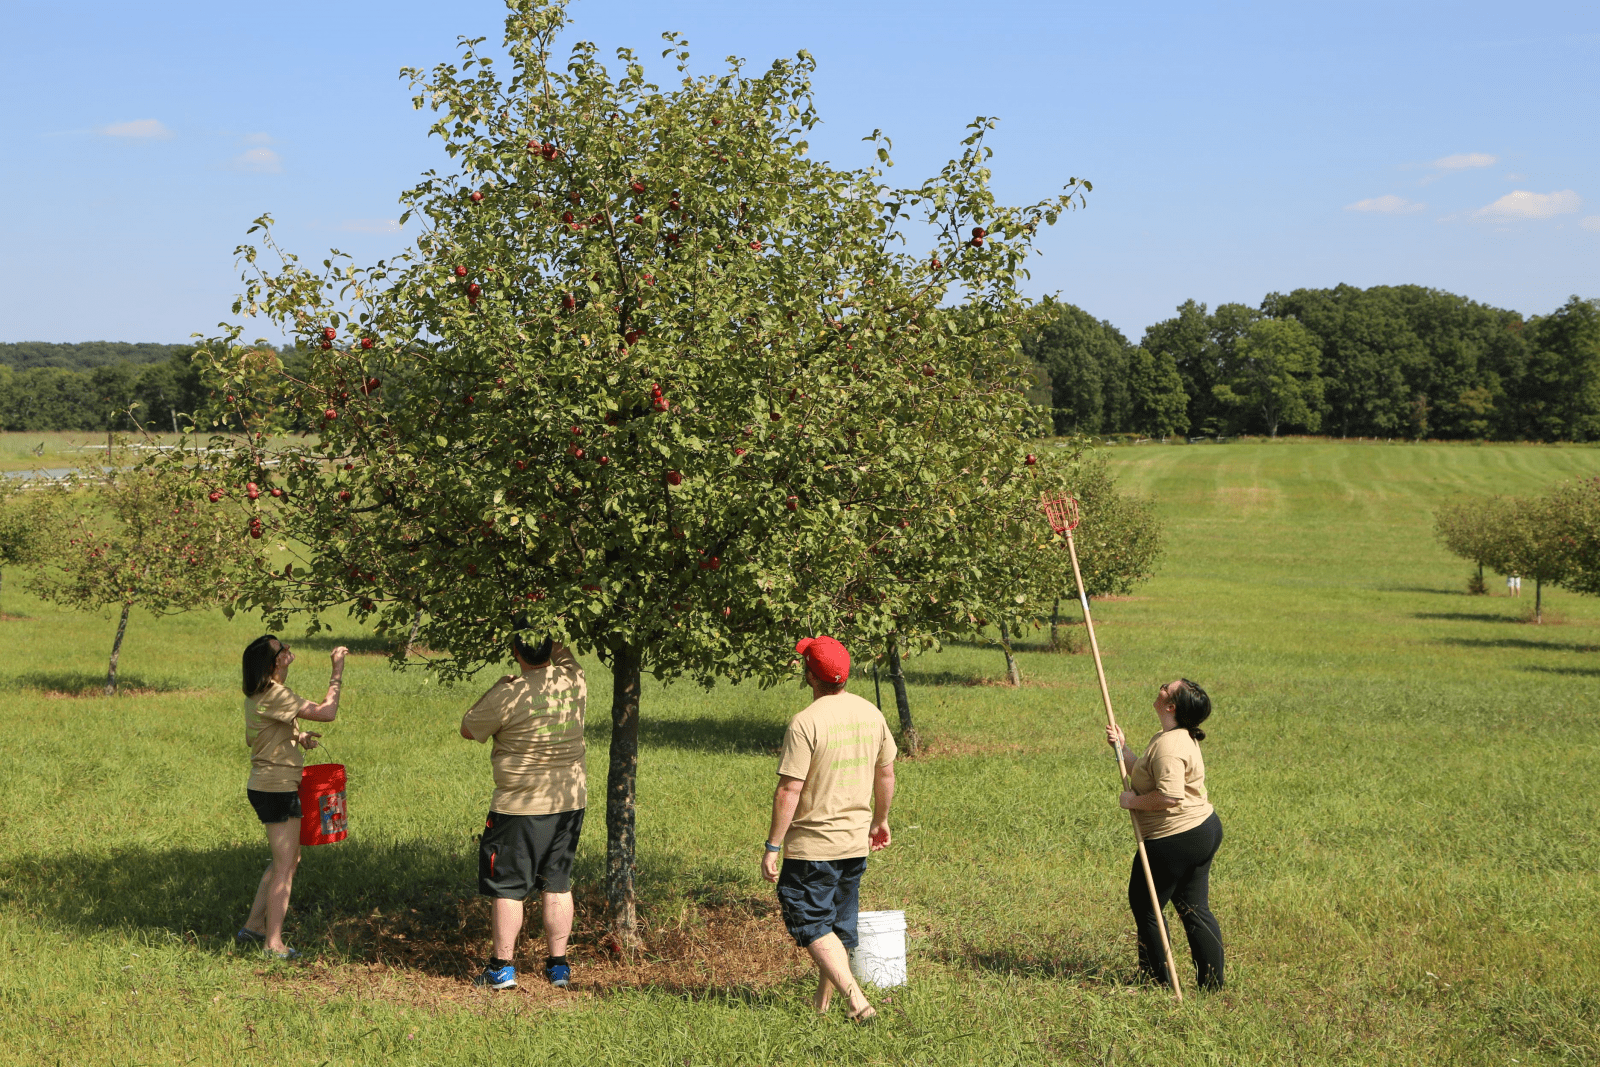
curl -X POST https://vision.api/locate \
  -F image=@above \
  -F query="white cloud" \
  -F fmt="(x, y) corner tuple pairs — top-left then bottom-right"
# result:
(227, 148), (282, 173)
(340, 219), (402, 234)
(1474, 189), (1582, 219)
(98, 118), (173, 139)
(1345, 195), (1427, 215)
(1432, 152), (1496, 170)
(1582, 216), (1600, 232)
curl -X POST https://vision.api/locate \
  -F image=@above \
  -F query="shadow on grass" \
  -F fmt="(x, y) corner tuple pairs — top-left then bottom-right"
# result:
(637, 713), (786, 755)
(1414, 612), (1522, 623)
(1522, 665), (1600, 677)
(1437, 637), (1599, 653)
(1382, 585), (1466, 596)
(290, 634), (399, 656)
(1, 671), (188, 696)
(931, 939), (1112, 983)
(0, 839), (807, 995)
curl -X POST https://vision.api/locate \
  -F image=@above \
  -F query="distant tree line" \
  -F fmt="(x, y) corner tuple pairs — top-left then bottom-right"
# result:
(1027, 286), (1600, 441)
(0, 341), (192, 372)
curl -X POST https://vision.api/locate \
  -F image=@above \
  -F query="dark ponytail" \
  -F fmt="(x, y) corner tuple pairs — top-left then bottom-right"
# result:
(1173, 678), (1211, 741)
(242, 635), (280, 697)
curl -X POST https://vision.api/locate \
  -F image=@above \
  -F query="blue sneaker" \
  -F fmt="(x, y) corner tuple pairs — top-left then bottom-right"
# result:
(264, 946), (300, 961)
(545, 961), (571, 989)
(474, 963), (517, 990)
(235, 927), (265, 946)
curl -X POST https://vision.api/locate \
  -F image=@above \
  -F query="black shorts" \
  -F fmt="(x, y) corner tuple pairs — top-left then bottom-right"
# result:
(478, 809), (584, 899)
(247, 788), (302, 825)
(776, 856), (866, 949)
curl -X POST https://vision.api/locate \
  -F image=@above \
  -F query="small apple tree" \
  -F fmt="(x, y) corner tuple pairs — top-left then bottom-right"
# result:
(179, 0), (1090, 947)
(32, 438), (260, 693)
(0, 476), (67, 616)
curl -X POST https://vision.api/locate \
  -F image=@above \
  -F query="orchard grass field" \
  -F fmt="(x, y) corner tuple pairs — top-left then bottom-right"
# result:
(3, 437), (1598, 1065)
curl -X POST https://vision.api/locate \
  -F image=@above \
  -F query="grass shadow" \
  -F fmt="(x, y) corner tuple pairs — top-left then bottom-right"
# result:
(1521, 665), (1600, 677)
(1381, 585), (1466, 596)
(1414, 612), (1522, 623)
(930, 938), (1113, 983)
(637, 713), (786, 755)
(900, 669), (989, 688)
(1437, 637), (1599, 653)
(0, 838), (808, 995)
(1, 671), (189, 696)
(290, 633), (399, 656)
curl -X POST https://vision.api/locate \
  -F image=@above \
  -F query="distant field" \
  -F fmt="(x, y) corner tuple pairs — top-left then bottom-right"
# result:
(2, 439), (1598, 1065)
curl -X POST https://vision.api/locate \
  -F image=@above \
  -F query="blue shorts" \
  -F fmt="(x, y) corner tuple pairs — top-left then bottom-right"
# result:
(776, 856), (866, 949)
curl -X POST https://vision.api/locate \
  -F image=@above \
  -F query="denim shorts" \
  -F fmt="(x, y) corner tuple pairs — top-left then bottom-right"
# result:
(775, 856), (866, 949)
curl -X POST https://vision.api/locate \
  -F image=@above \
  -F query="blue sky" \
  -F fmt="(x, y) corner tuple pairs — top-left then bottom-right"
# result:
(2, 0), (1596, 345)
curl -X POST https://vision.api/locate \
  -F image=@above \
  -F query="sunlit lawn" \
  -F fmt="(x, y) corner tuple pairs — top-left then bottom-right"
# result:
(2, 438), (1598, 1065)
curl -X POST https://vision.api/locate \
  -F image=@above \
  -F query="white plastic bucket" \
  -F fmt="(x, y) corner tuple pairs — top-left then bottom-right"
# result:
(848, 910), (907, 988)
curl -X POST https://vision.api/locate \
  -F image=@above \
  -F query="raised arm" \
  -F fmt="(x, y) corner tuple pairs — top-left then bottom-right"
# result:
(296, 646), (348, 723)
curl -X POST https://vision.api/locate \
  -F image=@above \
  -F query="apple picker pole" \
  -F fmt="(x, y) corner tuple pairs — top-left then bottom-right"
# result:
(1040, 493), (1183, 1002)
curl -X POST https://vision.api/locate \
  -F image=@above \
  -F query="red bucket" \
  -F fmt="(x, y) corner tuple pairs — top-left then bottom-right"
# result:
(299, 763), (348, 846)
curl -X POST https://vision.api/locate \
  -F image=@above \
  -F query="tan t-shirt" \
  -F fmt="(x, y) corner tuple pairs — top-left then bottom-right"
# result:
(1130, 728), (1213, 840)
(245, 680), (305, 793)
(462, 645), (586, 816)
(777, 692), (897, 861)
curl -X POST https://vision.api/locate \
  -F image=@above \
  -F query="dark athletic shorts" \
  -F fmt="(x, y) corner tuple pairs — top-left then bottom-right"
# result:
(776, 856), (866, 949)
(247, 788), (303, 825)
(478, 808), (585, 899)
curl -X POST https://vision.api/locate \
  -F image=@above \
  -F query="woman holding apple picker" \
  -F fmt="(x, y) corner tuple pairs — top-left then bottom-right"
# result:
(234, 635), (348, 959)
(1106, 678), (1224, 990)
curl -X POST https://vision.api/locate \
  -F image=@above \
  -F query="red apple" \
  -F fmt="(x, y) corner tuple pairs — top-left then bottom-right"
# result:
(722, 606), (731, 617)
(711, 117), (723, 126)
(321, 340), (332, 350)
(630, 180), (646, 194)
(598, 455), (610, 465)
(467, 282), (481, 299)
(632, 214), (644, 224)
(324, 408), (338, 420)
(922, 365), (936, 377)
(208, 491), (222, 503)
(642, 273), (655, 285)
(570, 425), (583, 436)
(226, 394), (234, 403)
(749, 240), (762, 251)
(361, 377), (381, 395)
(562, 293), (576, 310)
(270, 487), (283, 498)
(734, 447), (746, 456)
(246, 482), (261, 500)
(1025, 454), (1037, 466)
(515, 460), (527, 471)
(899, 519), (910, 528)
(625, 330), (641, 345)
(470, 191), (484, 203)
(360, 337), (373, 350)
(972, 226), (987, 238)
(786, 496), (798, 511)
(930, 258), (942, 270)
(339, 490), (352, 502)
(464, 394), (474, 405)
(455, 265), (468, 277)
(562, 211), (575, 224)
(666, 470), (682, 486)
(323, 326), (337, 340)
(343, 462), (354, 471)
(495, 377), (505, 386)
(668, 199), (681, 211)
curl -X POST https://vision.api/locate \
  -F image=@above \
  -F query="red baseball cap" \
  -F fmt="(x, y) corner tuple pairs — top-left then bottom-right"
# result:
(796, 635), (850, 684)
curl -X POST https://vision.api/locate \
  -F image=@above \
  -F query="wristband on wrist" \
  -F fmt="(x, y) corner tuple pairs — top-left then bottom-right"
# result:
(764, 842), (783, 853)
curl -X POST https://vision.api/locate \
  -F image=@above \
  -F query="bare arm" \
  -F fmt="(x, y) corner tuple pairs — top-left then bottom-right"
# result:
(869, 762), (894, 850)
(296, 647), (348, 723)
(1120, 790), (1183, 811)
(761, 775), (805, 883)
(1105, 724), (1138, 774)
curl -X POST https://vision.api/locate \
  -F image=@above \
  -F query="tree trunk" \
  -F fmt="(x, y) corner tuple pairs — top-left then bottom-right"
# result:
(105, 602), (131, 695)
(999, 622), (1022, 686)
(605, 643), (644, 953)
(1049, 596), (1060, 651)
(404, 613), (422, 658)
(1535, 579), (1543, 624)
(885, 636), (917, 757)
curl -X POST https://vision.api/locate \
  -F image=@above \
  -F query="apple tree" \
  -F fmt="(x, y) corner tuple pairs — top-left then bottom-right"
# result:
(31, 438), (261, 693)
(178, 0), (1092, 947)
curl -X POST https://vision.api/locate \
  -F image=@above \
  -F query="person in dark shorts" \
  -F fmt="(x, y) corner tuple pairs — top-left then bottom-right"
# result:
(236, 635), (347, 960)
(762, 635), (896, 1024)
(460, 631), (586, 990)
(1107, 678), (1225, 990)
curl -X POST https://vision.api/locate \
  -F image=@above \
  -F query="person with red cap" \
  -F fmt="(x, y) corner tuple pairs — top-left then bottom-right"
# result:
(762, 634), (897, 1024)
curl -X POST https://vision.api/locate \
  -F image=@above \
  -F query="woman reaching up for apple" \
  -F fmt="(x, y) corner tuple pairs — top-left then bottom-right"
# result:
(234, 635), (347, 959)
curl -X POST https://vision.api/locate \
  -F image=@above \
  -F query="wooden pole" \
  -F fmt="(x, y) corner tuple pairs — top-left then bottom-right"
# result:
(1063, 525), (1183, 1002)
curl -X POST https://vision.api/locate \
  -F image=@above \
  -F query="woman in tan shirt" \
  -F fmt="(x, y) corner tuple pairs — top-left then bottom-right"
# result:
(1107, 678), (1224, 990)
(236, 635), (347, 959)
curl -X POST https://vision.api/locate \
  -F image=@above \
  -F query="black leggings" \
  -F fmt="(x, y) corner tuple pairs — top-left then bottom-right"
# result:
(1128, 811), (1224, 990)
